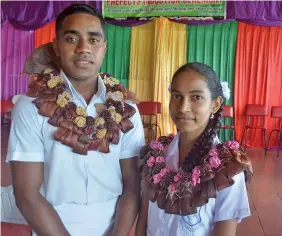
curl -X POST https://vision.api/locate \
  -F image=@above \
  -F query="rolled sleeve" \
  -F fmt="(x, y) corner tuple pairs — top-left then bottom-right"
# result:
(120, 103), (145, 159)
(6, 95), (45, 163)
(214, 172), (250, 223)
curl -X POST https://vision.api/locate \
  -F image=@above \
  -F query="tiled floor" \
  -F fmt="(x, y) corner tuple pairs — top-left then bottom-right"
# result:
(236, 148), (282, 236)
(1, 125), (282, 236)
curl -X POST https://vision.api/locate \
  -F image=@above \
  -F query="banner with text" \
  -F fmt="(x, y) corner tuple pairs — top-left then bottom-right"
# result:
(103, 0), (226, 19)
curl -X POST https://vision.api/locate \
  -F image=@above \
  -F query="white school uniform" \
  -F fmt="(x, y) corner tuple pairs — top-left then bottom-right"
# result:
(146, 133), (250, 236)
(6, 71), (145, 236)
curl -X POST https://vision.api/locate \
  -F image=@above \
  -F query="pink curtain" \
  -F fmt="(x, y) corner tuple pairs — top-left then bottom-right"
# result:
(1, 22), (34, 100)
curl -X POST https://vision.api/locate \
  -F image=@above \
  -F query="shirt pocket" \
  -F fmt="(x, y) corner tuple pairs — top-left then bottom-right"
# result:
(178, 207), (205, 233)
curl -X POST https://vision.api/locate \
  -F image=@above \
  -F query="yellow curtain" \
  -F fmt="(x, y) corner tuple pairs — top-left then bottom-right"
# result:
(128, 20), (155, 102)
(129, 17), (187, 136)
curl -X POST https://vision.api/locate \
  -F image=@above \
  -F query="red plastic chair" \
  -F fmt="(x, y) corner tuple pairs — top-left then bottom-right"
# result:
(220, 105), (235, 140)
(156, 102), (162, 114)
(156, 102), (162, 136)
(1, 222), (32, 236)
(266, 106), (282, 157)
(240, 104), (268, 153)
(137, 102), (160, 142)
(1, 100), (14, 126)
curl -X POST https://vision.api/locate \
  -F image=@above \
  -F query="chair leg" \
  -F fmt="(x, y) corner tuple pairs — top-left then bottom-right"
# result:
(278, 131), (282, 157)
(241, 127), (249, 151)
(244, 128), (249, 151)
(266, 129), (277, 156)
(147, 128), (151, 143)
(240, 127), (247, 146)
(263, 129), (267, 156)
(148, 127), (155, 143)
(156, 124), (161, 138)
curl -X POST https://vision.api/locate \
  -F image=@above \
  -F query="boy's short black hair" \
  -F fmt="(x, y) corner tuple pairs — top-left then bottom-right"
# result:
(56, 4), (106, 39)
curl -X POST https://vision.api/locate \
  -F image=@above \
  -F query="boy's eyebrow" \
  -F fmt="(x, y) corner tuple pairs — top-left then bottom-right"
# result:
(63, 30), (103, 38)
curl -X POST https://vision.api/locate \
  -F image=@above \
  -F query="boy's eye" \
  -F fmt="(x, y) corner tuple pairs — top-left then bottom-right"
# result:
(90, 38), (100, 44)
(66, 37), (78, 44)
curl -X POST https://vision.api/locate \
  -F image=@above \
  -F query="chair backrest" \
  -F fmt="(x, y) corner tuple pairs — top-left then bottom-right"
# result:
(1, 100), (14, 113)
(246, 104), (268, 116)
(271, 106), (282, 118)
(137, 102), (158, 116)
(156, 102), (162, 114)
(222, 105), (233, 118)
(245, 104), (268, 126)
(271, 106), (282, 129)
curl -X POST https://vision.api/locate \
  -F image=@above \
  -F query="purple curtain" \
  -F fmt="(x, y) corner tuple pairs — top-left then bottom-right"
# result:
(228, 1), (282, 25)
(1, 1), (98, 30)
(1, 1), (282, 29)
(1, 22), (34, 100)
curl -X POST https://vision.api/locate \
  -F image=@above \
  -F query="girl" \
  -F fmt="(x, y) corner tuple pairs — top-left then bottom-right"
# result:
(136, 63), (253, 236)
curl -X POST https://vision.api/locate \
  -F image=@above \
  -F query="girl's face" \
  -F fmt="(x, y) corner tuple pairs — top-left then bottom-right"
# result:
(169, 69), (222, 135)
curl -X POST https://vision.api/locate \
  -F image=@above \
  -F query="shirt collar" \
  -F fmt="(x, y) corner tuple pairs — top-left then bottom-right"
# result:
(164, 133), (220, 172)
(59, 70), (107, 103)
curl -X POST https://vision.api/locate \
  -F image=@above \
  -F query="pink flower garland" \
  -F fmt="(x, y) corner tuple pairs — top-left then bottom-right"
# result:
(174, 172), (183, 182)
(149, 138), (202, 186)
(149, 139), (240, 188)
(147, 156), (155, 167)
(208, 148), (221, 168)
(150, 140), (164, 151)
(191, 167), (201, 187)
(145, 137), (243, 203)
(224, 141), (240, 150)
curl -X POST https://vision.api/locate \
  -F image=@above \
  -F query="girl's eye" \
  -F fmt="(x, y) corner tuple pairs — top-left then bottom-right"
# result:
(172, 94), (181, 100)
(191, 95), (203, 101)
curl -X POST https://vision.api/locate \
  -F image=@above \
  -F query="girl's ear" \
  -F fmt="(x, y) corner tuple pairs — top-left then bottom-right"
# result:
(212, 96), (223, 114)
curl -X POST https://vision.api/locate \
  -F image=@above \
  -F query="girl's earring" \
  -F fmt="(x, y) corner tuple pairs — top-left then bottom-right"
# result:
(210, 113), (214, 119)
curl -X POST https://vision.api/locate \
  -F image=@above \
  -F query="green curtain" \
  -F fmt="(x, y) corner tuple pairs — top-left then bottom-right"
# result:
(100, 24), (131, 88)
(187, 21), (238, 141)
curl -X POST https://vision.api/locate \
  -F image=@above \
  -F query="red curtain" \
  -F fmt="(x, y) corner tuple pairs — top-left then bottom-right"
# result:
(234, 22), (282, 147)
(35, 21), (55, 48)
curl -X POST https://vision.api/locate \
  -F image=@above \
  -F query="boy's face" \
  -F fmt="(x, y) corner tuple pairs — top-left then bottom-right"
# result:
(53, 13), (106, 81)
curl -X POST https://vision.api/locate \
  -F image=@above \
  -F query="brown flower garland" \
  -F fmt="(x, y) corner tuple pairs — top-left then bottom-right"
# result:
(140, 135), (253, 216)
(26, 68), (138, 155)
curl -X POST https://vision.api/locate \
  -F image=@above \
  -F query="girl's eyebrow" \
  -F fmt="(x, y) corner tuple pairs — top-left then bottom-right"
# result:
(171, 89), (204, 94)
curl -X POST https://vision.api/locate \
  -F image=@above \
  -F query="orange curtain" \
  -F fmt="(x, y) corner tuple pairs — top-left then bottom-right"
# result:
(35, 21), (56, 48)
(234, 22), (282, 147)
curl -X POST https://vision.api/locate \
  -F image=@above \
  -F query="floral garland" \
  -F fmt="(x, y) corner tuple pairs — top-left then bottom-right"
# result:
(26, 69), (137, 155)
(140, 135), (253, 216)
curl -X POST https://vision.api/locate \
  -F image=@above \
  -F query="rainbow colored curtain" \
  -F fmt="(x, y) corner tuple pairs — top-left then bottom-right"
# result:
(3, 19), (282, 146)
